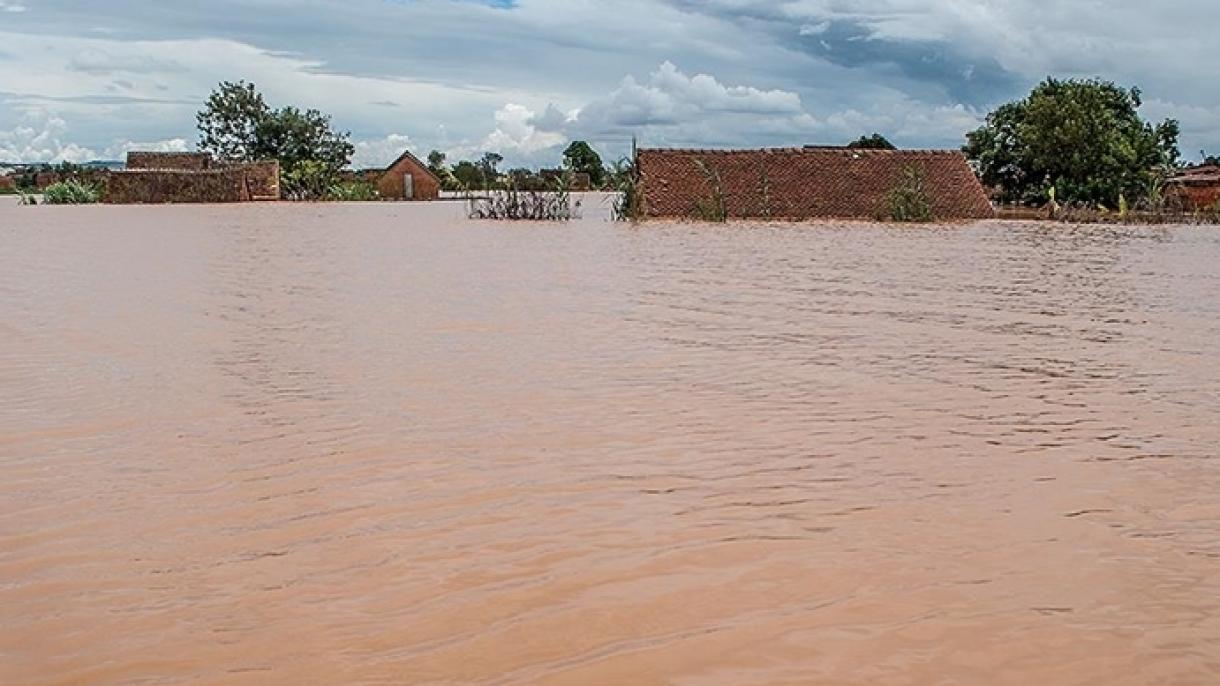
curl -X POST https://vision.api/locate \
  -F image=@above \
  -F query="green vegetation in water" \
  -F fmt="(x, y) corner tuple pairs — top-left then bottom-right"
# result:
(327, 180), (380, 201)
(467, 174), (577, 221)
(609, 156), (643, 222)
(691, 157), (727, 222)
(41, 180), (100, 205)
(884, 166), (933, 222)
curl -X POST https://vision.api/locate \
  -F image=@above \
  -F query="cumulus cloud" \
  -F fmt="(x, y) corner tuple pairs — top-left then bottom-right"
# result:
(0, 117), (98, 163)
(481, 104), (567, 155)
(351, 133), (415, 169)
(0, 1), (27, 13)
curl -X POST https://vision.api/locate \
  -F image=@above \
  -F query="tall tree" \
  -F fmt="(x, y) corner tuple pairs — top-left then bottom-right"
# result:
(562, 141), (606, 187)
(477, 152), (503, 187)
(427, 150), (447, 175)
(847, 133), (897, 150)
(196, 81), (270, 161)
(964, 77), (1180, 205)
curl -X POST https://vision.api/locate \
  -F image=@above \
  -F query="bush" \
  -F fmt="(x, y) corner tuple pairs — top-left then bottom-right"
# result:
(281, 160), (337, 200)
(42, 180), (100, 204)
(885, 166), (933, 222)
(326, 181), (380, 201)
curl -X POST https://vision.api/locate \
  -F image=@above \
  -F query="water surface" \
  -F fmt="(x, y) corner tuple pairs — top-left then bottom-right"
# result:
(2, 201), (1220, 685)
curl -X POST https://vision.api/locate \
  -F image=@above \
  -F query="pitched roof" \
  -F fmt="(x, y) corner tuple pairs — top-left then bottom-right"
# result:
(384, 149), (441, 185)
(638, 147), (994, 220)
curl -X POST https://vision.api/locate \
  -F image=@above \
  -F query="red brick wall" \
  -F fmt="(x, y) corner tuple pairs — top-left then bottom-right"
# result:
(1169, 184), (1220, 210)
(0, 175), (14, 191)
(638, 148), (995, 220)
(377, 152), (440, 200)
(126, 152), (213, 171)
(232, 161), (280, 200)
(104, 169), (247, 203)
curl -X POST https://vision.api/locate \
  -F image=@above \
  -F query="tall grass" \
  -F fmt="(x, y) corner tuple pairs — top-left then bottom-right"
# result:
(884, 166), (933, 222)
(467, 174), (578, 220)
(692, 158), (727, 222)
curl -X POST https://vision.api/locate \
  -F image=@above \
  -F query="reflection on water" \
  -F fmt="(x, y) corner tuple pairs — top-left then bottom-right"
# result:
(2, 202), (1219, 685)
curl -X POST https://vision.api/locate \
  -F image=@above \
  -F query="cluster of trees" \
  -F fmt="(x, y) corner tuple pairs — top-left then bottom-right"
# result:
(963, 78), (1181, 207)
(197, 81), (354, 199)
(424, 141), (617, 192)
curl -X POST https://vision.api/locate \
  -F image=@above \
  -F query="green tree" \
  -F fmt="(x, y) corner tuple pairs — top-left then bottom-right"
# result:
(450, 160), (484, 190)
(562, 141), (605, 187)
(196, 81), (270, 161)
(847, 133), (897, 150)
(249, 106), (353, 177)
(427, 150), (447, 175)
(964, 77), (1180, 205)
(477, 152), (503, 187)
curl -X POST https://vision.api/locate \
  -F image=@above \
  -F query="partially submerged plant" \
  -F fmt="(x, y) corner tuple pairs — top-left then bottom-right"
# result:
(692, 157), (727, 222)
(609, 157), (643, 222)
(326, 180), (380, 201)
(885, 165), (933, 222)
(467, 172), (579, 221)
(41, 179), (100, 205)
(757, 162), (773, 219)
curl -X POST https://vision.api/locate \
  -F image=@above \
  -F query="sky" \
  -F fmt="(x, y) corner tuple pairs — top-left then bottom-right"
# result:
(1, 0), (1218, 169)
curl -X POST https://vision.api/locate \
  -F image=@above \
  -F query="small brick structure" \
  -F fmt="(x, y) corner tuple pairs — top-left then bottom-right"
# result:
(1166, 164), (1220, 210)
(0, 175), (14, 192)
(105, 152), (280, 203)
(638, 147), (995, 220)
(377, 150), (440, 200)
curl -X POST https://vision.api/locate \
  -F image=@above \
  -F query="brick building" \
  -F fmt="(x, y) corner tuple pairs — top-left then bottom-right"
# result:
(638, 147), (995, 220)
(105, 152), (279, 203)
(1166, 164), (1220, 210)
(377, 150), (440, 200)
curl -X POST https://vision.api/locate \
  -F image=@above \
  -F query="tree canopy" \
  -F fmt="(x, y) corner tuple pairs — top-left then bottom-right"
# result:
(562, 141), (605, 187)
(196, 81), (354, 184)
(963, 77), (1180, 205)
(847, 133), (896, 150)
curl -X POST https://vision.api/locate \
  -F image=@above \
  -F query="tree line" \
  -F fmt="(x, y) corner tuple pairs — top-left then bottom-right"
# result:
(191, 79), (1210, 208)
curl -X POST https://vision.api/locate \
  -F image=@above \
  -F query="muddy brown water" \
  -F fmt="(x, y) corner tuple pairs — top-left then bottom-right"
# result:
(2, 200), (1220, 685)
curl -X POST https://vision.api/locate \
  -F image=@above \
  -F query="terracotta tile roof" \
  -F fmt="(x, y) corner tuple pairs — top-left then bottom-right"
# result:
(1168, 164), (1220, 185)
(638, 147), (995, 220)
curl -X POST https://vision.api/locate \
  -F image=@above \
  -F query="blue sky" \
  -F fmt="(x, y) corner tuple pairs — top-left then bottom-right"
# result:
(1, 0), (1217, 168)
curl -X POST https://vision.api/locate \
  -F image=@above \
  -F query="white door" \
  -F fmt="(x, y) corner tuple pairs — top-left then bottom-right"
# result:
(403, 173), (414, 200)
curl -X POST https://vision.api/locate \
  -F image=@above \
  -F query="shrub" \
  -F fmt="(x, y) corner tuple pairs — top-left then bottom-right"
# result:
(885, 166), (933, 222)
(41, 179), (100, 204)
(326, 181), (380, 201)
(467, 174), (578, 220)
(609, 158), (643, 222)
(281, 160), (337, 200)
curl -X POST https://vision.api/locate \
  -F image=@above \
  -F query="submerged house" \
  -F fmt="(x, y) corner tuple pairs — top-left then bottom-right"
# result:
(637, 147), (995, 220)
(105, 152), (279, 204)
(377, 150), (440, 200)
(1166, 164), (1220, 210)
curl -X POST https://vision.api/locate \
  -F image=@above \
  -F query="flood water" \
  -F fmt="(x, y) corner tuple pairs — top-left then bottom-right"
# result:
(3, 199), (1220, 685)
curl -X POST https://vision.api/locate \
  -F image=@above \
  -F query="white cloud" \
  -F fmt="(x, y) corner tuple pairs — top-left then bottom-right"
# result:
(351, 133), (414, 169)
(0, 1), (27, 13)
(0, 117), (98, 163)
(481, 104), (567, 155)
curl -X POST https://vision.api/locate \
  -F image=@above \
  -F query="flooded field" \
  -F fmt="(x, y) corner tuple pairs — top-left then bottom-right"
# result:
(3, 200), (1220, 685)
